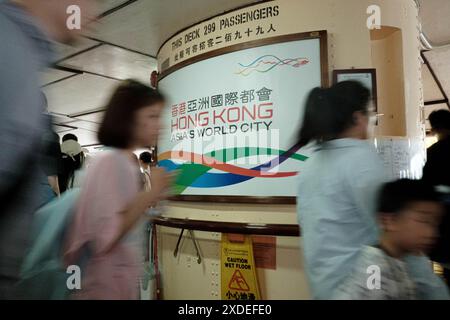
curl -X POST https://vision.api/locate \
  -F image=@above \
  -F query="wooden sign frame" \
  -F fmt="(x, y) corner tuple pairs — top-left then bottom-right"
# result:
(158, 31), (329, 204)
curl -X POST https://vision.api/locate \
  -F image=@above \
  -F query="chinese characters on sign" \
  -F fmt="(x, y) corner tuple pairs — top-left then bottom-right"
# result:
(173, 24), (278, 62)
(170, 87), (274, 142)
(168, 5), (280, 68)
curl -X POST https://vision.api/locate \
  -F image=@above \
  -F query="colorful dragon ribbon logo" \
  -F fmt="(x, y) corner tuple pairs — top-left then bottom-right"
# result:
(235, 55), (310, 76)
(158, 144), (308, 194)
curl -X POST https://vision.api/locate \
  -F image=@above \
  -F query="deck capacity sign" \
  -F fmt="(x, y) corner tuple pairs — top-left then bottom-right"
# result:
(221, 234), (260, 300)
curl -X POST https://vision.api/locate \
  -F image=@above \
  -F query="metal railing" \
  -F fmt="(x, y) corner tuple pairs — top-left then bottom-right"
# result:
(152, 217), (300, 237)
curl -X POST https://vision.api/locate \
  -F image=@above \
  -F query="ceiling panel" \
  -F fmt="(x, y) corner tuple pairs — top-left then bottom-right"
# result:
(50, 113), (77, 124)
(43, 74), (120, 115)
(54, 37), (100, 61)
(87, 0), (163, 56)
(424, 48), (450, 102)
(88, 0), (259, 56)
(51, 1), (134, 61)
(57, 129), (99, 147)
(420, 0), (450, 46)
(68, 120), (100, 132)
(422, 64), (445, 102)
(41, 68), (76, 86)
(74, 112), (106, 124)
(54, 125), (75, 134)
(98, 0), (131, 14)
(60, 44), (157, 83)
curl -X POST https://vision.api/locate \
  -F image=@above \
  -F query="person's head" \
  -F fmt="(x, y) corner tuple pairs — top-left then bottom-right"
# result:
(62, 133), (78, 143)
(298, 81), (372, 147)
(131, 153), (139, 165)
(377, 179), (444, 255)
(98, 80), (165, 150)
(15, 0), (98, 44)
(429, 109), (450, 140)
(139, 151), (152, 168)
(61, 138), (84, 171)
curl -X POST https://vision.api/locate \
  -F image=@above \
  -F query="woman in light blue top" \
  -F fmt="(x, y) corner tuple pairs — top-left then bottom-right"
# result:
(297, 81), (449, 299)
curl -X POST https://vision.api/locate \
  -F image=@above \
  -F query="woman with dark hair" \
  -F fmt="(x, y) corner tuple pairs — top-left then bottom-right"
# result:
(60, 138), (85, 191)
(64, 80), (170, 300)
(298, 81), (373, 148)
(297, 81), (449, 299)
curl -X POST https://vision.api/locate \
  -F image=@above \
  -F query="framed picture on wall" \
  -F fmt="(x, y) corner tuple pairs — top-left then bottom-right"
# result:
(332, 69), (378, 116)
(157, 31), (329, 203)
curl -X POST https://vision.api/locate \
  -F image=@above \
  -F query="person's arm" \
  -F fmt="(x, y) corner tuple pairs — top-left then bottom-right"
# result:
(405, 255), (450, 300)
(103, 191), (159, 253)
(47, 175), (60, 197)
(102, 167), (171, 254)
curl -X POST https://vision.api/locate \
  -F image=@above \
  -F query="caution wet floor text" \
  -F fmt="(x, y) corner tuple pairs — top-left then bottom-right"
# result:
(221, 234), (260, 300)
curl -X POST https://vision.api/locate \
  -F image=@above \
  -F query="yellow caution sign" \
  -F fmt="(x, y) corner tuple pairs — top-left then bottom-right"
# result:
(221, 234), (260, 300)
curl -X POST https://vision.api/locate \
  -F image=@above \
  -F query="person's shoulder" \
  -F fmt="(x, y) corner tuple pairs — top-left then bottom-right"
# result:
(428, 138), (450, 154)
(331, 246), (387, 299)
(83, 152), (115, 179)
(325, 139), (380, 161)
(350, 140), (379, 157)
(0, 11), (27, 58)
(349, 246), (389, 282)
(344, 141), (384, 174)
(0, 8), (14, 31)
(92, 150), (119, 165)
(92, 150), (134, 170)
(356, 246), (386, 265)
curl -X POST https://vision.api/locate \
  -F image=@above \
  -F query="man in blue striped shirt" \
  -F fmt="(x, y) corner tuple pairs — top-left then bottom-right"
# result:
(0, 0), (96, 299)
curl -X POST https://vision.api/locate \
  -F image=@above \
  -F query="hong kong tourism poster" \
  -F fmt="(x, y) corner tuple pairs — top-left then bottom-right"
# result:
(158, 34), (326, 199)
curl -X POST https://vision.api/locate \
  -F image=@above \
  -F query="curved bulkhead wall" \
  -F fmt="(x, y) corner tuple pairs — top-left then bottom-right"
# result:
(155, 0), (422, 299)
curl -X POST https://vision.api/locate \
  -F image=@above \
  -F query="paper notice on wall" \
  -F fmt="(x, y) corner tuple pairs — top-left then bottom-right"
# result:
(252, 236), (276, 270)
(376, 138), (394, 178)
(221, 234), (260, 300)
(374, 137), (426, 180)
(392, 139), (410, 178)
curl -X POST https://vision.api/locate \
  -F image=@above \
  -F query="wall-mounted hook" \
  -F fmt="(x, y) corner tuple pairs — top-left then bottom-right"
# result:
(188, 230), (202, 264)
(173, 228), (185, 258)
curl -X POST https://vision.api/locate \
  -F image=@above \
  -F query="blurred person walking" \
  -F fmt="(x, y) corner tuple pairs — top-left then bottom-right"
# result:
(423, 109), (450, 186)
(60, 135), (85, 192)
(0, 0), (97, 299)
(139, 151), (153, 191)
(37, 93), (61, 207)
(296, 81), (449, 299)
(38, 114), (62, 206)
(333, 179), (444, 299)
(423, 109), (450, 285)
(64, 80), (171, 300)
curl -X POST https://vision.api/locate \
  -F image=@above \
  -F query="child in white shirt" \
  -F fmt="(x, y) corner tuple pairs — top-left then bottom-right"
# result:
(334, 179), (444, 300)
